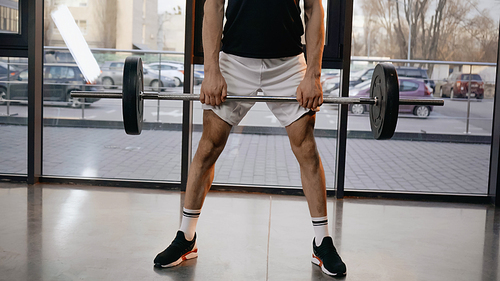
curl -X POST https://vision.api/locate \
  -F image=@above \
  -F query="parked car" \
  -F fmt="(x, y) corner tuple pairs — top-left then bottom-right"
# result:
(348, 78), (434, 117)
(328, 79), (370, 98)
(395, 66), (435, 93)
(349, 68), (374, 87)
(321, 72), (340, 93)
(439, 72), (484, 99)
(0, 63), (100, 107)
(44, 50), (75, 63)
(99, 61), (177, 90)
(0, 61), (21, 81)
(349, 66), (435, 93)
(145, 62), (204, 86)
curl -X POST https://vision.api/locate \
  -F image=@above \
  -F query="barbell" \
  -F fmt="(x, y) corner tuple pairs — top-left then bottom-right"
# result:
(71, 56), (444, 140)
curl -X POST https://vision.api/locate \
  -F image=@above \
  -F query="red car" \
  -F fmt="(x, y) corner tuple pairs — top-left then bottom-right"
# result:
(439, 73), (484, 99)
(348, 78), (434, 117)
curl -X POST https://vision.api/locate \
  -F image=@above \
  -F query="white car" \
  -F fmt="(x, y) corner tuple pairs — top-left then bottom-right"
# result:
(328, 80), (371, 97)
(146, 62), (205, 87)
(145, 62), (184, 87)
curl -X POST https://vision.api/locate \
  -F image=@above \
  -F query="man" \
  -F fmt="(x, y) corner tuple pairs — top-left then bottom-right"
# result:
(154, 0), (347, 277)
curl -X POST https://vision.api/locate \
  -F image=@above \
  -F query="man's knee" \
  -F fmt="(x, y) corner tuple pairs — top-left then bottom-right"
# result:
(197, 110), (231, 159)
(197, 135), (227, 157)
(291, 139), (320, 163)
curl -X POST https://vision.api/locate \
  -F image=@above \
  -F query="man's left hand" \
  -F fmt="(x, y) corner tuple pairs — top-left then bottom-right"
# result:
(296, 74), (323, 110)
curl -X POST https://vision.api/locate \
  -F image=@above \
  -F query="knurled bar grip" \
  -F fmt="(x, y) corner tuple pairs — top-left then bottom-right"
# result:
(70, 91), (445, 106)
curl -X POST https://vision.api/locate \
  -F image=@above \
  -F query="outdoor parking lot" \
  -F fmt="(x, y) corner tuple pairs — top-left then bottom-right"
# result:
(0, 86), (495, 136)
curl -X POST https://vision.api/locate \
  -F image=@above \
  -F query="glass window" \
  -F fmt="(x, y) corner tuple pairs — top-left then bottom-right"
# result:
(41, 50), (185, 182)
(49, 67), (62, 79)
(0, 56), (27, 175)
(110, 62), (123, 69)
(406, 70), (423, 78)
(65, 67), (75, 79)
(54, 0), (88, 7)
(462, 74), (482, 81)
(400, 80), (419, 91)
(56, 52), (74, 63)
(75, 20), (87, 34)
(0, 1), (19, 34)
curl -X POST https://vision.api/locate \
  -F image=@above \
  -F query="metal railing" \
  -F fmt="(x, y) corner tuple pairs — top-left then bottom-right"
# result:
(1, 49), (498, 136)
(351, 57), (496, 67)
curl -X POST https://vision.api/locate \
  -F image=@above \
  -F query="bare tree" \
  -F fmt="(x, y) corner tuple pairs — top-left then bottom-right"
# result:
(360, 0), (498, 63)
(360, 0), (399, 58)
(394, 0), (429, 60)
(425, 0), (446, 60)
(351, 31), (365, 56)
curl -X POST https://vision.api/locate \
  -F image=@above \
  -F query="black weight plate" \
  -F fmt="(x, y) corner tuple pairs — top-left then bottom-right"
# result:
(369, 63), (399, 140)
(122, 56), (144, 135)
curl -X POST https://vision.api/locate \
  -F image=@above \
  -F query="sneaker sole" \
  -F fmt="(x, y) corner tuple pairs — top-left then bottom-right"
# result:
(154, 248), (198, 268)
(311, 254), (346, 277)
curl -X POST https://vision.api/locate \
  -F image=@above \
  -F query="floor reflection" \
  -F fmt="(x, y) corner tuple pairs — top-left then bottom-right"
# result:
(4, 183), (499, 280)
(153, 259), (198, 280)
(482, 206), (500, 281)
(27, 185), (42, 281)
(333, 199), (344, 252)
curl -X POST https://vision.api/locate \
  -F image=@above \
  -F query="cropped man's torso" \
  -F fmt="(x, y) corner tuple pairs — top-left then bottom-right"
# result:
(221, 0), (304, 59)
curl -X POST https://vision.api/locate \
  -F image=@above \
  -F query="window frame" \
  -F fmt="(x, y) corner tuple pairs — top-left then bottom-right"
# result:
(321, 0), (346, 69)
(0, 0), (28, 57)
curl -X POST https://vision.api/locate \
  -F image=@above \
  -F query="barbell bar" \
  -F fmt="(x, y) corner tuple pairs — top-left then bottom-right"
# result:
(71, 91), (444, 106)
(71, 56), (444, 139)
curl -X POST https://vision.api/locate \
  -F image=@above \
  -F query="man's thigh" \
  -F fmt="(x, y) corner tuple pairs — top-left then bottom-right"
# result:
(285, 111), (317, 147)
(200, 109), (232, 146)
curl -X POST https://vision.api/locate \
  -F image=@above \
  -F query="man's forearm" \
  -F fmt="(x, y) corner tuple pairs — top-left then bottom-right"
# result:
(304, 0), (325, 78)
(202, 0), (225, 73)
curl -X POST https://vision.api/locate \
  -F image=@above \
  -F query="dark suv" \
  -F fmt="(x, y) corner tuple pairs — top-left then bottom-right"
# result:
(439, 73), (484, 99)
(349, 66), (435, 92)
(0, 63), (100, 107)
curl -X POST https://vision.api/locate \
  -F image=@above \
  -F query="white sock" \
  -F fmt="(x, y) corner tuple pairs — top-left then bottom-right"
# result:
(179, 208), (201, 241)
(312, 216), (330, 247)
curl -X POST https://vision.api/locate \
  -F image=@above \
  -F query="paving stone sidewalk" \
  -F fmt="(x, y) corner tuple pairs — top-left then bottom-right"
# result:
(0, 125), (490, 194)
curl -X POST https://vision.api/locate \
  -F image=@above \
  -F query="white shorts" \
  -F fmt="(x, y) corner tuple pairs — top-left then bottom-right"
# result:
(202, 51), (310, 127)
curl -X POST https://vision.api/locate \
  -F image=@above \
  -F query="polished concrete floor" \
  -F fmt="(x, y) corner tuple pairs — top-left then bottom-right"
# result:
(0, 182), (499, 281)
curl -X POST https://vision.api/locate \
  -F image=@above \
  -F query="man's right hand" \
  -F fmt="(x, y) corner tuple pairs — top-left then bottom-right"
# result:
(200, 71), (227, 106)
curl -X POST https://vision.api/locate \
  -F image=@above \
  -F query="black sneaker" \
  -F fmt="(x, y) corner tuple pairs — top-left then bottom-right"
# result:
(154, 231), (198, 268)
(312, 236), (347, 277)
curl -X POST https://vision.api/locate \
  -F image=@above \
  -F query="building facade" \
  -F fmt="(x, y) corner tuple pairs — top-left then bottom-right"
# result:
(45, 0), (158, 50)
(0, 0), (19, 33)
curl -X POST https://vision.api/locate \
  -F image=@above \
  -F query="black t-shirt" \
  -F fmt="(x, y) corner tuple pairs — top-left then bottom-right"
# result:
(221, 0), (304, 58)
